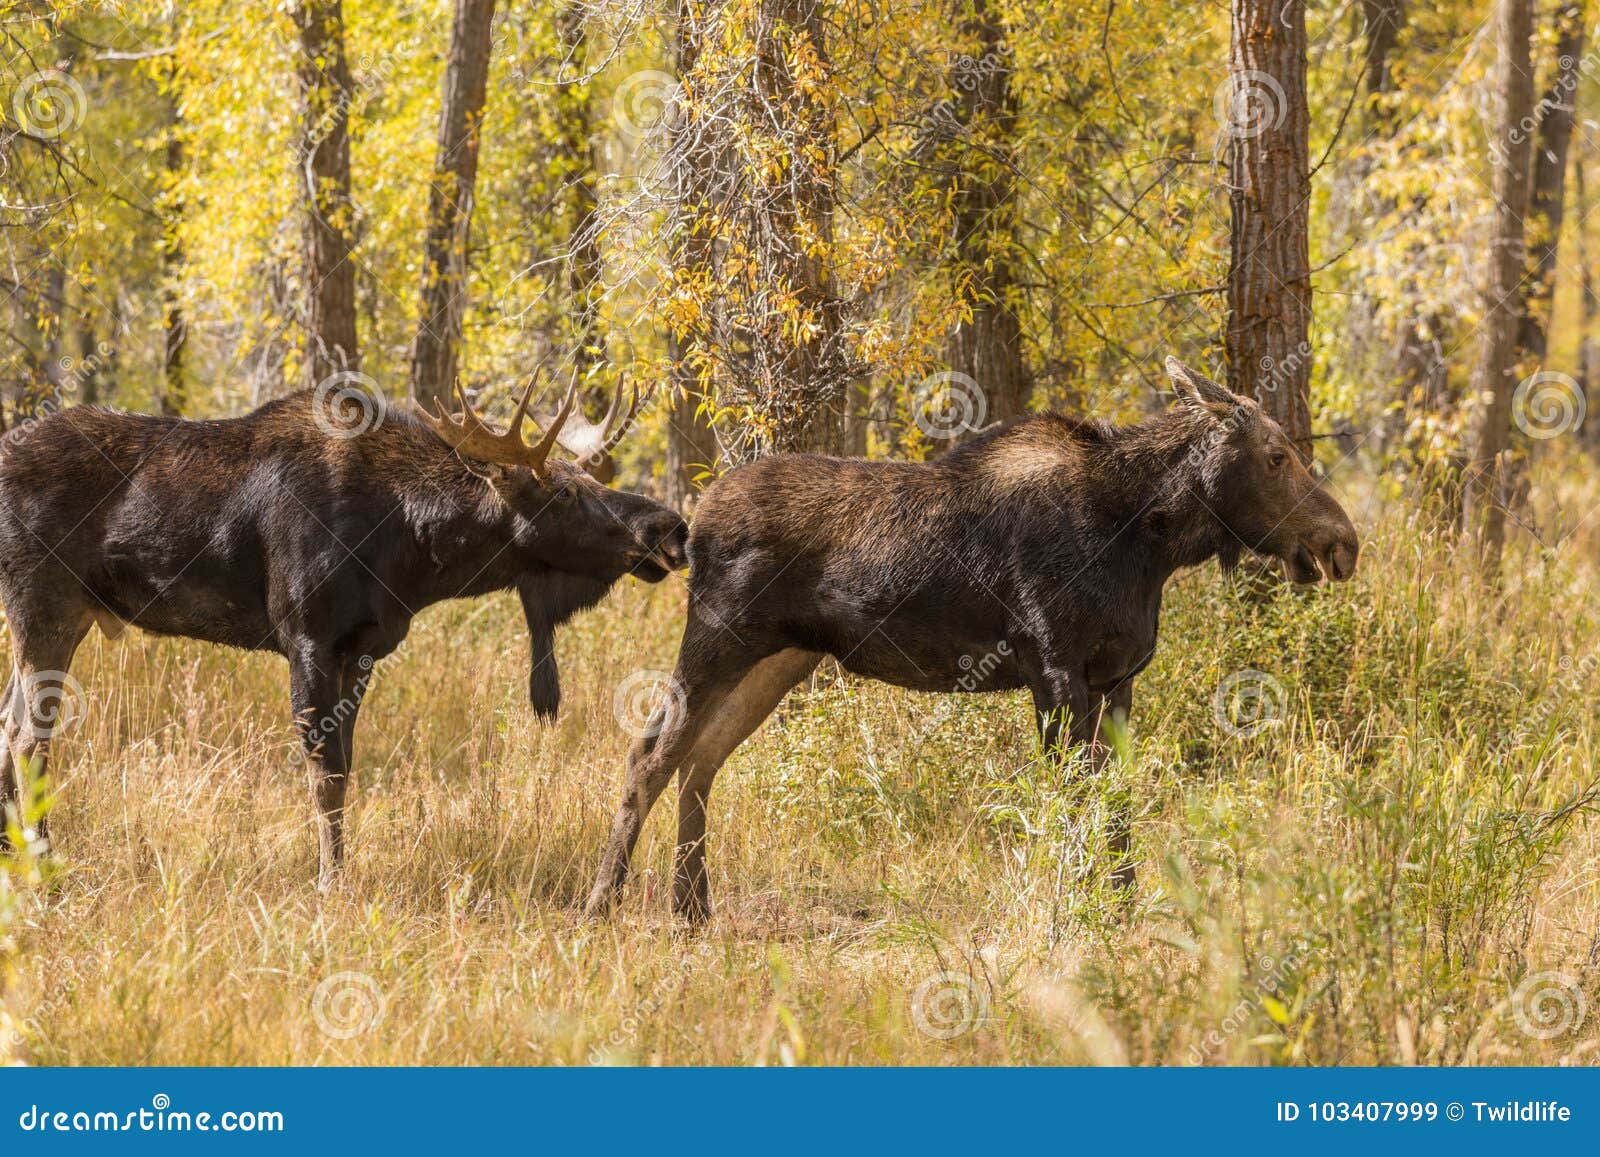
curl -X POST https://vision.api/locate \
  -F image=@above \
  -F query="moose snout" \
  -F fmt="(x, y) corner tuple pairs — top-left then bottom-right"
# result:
(656, 516), (690, 570)
(635, 511), (689, 572)
(1305, 518), (1359, 583)
(1327, 532), (1359, 581)
(1294, 487), (1360, 584)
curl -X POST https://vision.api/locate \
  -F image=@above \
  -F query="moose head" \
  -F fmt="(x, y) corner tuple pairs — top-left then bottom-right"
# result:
(418, 371), (689, 720)
(1164, 356), (1359, 585)
(419, 371), (688, 586)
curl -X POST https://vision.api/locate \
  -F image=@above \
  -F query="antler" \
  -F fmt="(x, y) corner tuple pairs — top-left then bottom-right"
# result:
(419, 370), (578, 478)
(541, 374), (651, 482)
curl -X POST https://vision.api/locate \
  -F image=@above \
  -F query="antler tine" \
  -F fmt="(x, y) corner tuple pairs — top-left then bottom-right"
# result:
(426, 375), (463, 425)
(420, 372), (562, 473)
(516, 368), (649, 480)
(597, 377), (648, 457)
(597, 376), (627, 436)
(505, 368), (541, 444)
(525, 371), (580, 474)
(421, 375), (474, 443)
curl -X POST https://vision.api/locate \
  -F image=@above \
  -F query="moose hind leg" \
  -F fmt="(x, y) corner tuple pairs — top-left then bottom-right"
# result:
(2, 615), (92, 852)
(583, 637), (762, 921)
(673, 648), (822, 925)
(0, 676), (16, 846)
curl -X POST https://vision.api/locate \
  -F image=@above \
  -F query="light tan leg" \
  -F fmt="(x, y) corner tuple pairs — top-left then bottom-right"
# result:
(0, 675), (18, 844)
(3, 618), (91, 852)
(583, 680), (733, 920)
(673, 648), (821, 924)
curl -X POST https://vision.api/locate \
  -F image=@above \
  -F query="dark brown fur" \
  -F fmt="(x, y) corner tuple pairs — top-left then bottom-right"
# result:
(585, 359), (1359, 922)
(0, 387), (687, 884)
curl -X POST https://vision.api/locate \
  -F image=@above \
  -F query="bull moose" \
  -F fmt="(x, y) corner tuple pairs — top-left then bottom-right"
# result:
(0, 374), (688, 885)
(585, 357), (1360, 923)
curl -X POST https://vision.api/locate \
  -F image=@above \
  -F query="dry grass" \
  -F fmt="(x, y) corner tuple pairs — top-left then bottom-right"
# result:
(3, 456), (1600, 1066)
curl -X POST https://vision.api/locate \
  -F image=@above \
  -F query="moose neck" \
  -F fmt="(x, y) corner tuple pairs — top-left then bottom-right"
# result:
(1095, 411), (1238, 583)
(377, 420), (628, 620)
(394, 454), (531, 605)
(380, 430), (619, 720)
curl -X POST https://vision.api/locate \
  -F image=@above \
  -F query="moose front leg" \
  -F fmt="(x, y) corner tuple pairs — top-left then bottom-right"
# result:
(1096, 680), (1135, 893)
(1029, 666), (1094, 763)
(289, 648), (357, 889)
(1030, 667), (1137, 896)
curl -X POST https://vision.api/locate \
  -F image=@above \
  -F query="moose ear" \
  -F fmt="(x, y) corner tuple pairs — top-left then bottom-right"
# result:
(1164, 356), (1239, 419)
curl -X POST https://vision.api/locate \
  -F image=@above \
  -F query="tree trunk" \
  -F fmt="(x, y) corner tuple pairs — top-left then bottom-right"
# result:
(665, 1), (721, 509)
(1225, 0), (1313, 457)
(250, 258), (296, 406)
(1514, 1), (1584, 367)
(294, 0), (361, 387)
(1578, 148), (1599, 443)
(40, 263), (65, 406)
(666, 347), (720, 507)
(160, 109), (186, 418)
(100, 295), (127, 409)
(1360, 0), (1403, 104)
(409, 0), (498, 411)
(758, 0), (842, 455)
(1462, 0), (1535, 566)
(1353, 0), (1451, 457)
(943, 0), (1029, 429)
(75, 313), (99, 406)
(554, 3), (604, 376)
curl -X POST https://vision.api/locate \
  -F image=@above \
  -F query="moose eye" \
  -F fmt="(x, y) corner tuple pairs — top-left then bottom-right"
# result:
(556, 482), (577, 503)
(1267, 451), (1288, 470)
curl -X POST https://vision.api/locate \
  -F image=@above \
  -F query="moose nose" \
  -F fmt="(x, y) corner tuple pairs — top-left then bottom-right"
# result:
(1327, 534), (1359, 582)
(652, 514), (690, 570)
(1318, 528), (1356, 582)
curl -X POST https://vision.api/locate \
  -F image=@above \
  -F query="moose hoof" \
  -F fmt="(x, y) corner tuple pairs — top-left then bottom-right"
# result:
(581, 889), (619, 923)
(673, 903), (713, 930)
(672, 887), (713, 928)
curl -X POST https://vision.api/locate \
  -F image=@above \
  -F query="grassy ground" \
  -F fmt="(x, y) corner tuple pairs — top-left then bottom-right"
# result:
(3, 454), (1599, 1065)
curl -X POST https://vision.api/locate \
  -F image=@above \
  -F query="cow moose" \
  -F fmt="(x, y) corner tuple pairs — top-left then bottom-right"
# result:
(585, 357), (1360, 924)
(0, 373), (688, 885)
